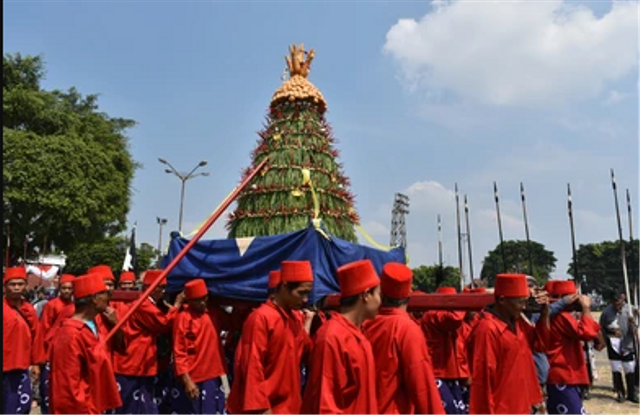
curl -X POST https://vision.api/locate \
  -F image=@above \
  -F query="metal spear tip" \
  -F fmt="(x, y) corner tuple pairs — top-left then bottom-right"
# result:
(198, 160), (208, 167)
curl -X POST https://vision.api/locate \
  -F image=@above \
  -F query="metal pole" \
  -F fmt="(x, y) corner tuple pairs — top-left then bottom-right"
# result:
(494, 181), (507, 272)
(105, 156), (269, 343)
(611, 169), (632, 305)
(179, 179), (186, 233)
(455, 184), (465, 287)
(627, 189), (638, 307)
(567, 184), (580, 280)
(5, 221), (10, 268)
(520, 183), (534, 276)
(464, 195), (475, 286)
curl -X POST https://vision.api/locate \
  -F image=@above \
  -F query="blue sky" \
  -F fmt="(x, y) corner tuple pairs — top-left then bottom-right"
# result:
(4, 0), (639, 282)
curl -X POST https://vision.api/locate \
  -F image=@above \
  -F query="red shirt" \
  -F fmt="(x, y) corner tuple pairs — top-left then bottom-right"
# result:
(467, 310), (548, 414)
(547, 312), (600, 385)
(49, 318), (122, 414)
(114, 298), (178, 377)
(41, 297), (74, 354)
(227, 300), (311, 414)
(3, 298), (45, 371)
(301, 313), (377, 415)
(44, 306), (75, 360)
(456, 319), (474, 380)
(173, 305), (226, 383)
(363, 307), (445, 414)
(421, 310), (466, 379)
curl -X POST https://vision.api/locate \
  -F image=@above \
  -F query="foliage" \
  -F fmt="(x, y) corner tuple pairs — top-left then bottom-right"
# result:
(64, 237), (156, 277)
(480, 239), (557, 286)
(227, 98), (358, 242)
(412, 265), (462, 292)
(2, 53), (137, 262)
(569, 240), (639, 300)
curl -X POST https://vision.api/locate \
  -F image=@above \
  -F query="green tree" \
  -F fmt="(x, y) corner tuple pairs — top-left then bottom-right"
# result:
(480, 240), (557, 286)
(64, 237), (156, 277)
(412, 265), (461, 293)
(3, 53), (137, 262)
(227, 45), (357, 241)
(569, 240), (639, 300)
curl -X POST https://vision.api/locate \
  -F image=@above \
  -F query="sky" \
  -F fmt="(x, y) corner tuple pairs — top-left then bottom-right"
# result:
(4, 0), (639, 282)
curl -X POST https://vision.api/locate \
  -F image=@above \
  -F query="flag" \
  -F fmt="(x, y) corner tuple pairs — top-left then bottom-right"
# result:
(122, 224), (137, 272)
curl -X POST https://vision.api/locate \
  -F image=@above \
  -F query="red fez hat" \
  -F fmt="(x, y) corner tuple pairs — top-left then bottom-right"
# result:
(281, 261), (314, 283)
(268, 270), (281, 289)
(59, 274), (76, 285)
(544, 280), (557, 293)
(494, 274), (530, 298)
(74, 274), (107, 299)
(120, 271), (135, 283)
(436, 286), (457, 295)
(143, 270), (166, 286)
(471, 287), (487, 294)
(463, 287), (471, 293)
(3, 267), (27, 283)
(552, 280), (577, 296)
(337, 260), (380, 298)
(185, 279), (208, 299)
(380, 262), (412, 300)
(88, 265), (115, 281)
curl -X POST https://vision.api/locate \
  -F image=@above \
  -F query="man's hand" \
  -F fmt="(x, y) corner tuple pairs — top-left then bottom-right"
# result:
(174, 291), (186, 309)
(563, 294), (580, 304)
(185, 379), (200, 400)
(102, 306), (118, 326)
(579, 295), (592, 312)
(534, 290), (550, 307)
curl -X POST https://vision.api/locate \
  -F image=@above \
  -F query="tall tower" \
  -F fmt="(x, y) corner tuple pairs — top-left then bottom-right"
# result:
(390, 193), (409, 249)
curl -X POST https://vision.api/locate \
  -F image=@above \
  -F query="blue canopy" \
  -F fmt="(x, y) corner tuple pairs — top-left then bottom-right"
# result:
(163, 225), (405, 303)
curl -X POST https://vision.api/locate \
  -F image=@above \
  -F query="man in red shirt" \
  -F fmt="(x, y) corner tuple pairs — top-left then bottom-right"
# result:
(227, 261), (314, 414)
(87, 264), (125, 354)
(173, 279), (227, 414)
(363, 262), (444, 414)
(546, 280), (600, 414)
(3, 266), (46, 414)
(113, 269), (184, 414)
(301, 259), (381, 414)
(39, 273), (75, 414)
(49, 273), (122, 414)
(118, 271), (136, 290)
(467, 273), (550, 414)
(421, 286), (468, 414)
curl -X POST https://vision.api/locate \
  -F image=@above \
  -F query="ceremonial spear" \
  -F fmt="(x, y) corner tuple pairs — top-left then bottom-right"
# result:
(494, 182), (507, 272)
(105, 157), (270, 342)
(455, 184), (465, 290)
(610, 169), (632, 305)
(464, 195), (475, 287)
(626, 189), (638, 307)
(520, 183), (534, 277)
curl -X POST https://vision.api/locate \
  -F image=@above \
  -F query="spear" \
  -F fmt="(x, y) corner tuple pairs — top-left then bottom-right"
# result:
(627, 189), (638, 307)
(494, 181), (507, 272)
(520, 183), (534, 276)
(437, 214), (444, 287)
(455, 184), (465, 289)
(567, 183), (594, 387)
(105, 157), (270, 342)
(464, 195), (475, 287)
(611, 169), (632, 305)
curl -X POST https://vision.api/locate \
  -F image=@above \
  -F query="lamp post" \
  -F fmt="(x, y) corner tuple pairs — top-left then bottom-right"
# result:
(156, 217), (168, 263)
(158, 158), (209, 233)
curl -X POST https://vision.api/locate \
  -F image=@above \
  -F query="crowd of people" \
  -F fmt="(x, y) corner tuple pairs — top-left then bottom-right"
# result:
(2, 261), (639, 414)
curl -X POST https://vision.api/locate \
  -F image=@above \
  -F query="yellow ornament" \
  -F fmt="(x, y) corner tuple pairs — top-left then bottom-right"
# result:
(291, 189), (304, 197)
(301, 169), (311, 186)
(273, 133), (281, 141)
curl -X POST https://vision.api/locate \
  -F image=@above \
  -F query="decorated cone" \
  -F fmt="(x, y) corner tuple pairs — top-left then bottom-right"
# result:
(226, 44), (358, 241)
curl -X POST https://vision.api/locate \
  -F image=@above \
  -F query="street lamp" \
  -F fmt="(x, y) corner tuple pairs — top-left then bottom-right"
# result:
(156, 217), (168, 263)
(158, 158), (210, 232)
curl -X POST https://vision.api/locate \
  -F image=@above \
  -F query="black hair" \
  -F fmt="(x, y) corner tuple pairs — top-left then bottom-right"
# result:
(339, 286), (377, 307)
(284, 282), (303, 291)
(610, 288), (626, 302)
(381, 295), (409, 308)
(74, 296), (92, 311)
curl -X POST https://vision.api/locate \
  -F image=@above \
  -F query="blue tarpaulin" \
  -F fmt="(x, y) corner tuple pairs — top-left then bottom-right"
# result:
(163, 225), (405, 303)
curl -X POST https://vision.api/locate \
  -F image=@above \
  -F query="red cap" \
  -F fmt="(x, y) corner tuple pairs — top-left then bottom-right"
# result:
(3, 267), (27, 283)
(436, 286), (457, 295)
(463, 287), (471, 293)
(88, 265), (115, 281)
(494, 274), (530, 298)
(59, 274), (76, 285)
(120, 271), (135, 283)
(544, 280), (557, 293)
(337, 260), (380, 298)
(552, 280), (577, 296)
(281, 261), (314, 283)
(185, 279), (208, 299)
(74, 274), (107, 299)
(143, 270), (166, 286)
(268, 270), (281, 289)
(380, 262), (412, 300)
(471, 287), (487, 294)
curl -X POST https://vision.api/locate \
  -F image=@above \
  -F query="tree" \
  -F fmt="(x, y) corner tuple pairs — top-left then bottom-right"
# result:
(226, 45), (358, 241)
(64, 237), (156, 277)
(412, 265), (462, 293)
(3, 53), (137, 262)
(569, 240), (639, 300)
(480, 240), (557, 286)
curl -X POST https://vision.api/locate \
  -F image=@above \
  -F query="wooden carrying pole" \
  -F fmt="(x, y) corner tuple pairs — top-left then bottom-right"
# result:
(104, 157), (269, 342)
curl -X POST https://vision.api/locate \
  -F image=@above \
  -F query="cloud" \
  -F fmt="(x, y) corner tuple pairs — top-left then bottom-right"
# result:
(359, 220), (389, 238)
(603, 90), (630, 105)
(384, 0), (638, 107)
